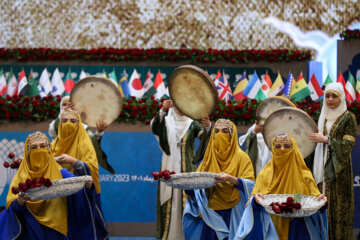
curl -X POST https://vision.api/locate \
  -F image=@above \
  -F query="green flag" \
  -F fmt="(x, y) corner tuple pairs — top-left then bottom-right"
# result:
(27, 71), (39, 96)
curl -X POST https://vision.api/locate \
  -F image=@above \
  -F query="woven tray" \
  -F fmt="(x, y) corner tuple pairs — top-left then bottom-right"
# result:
(160, 172), (220, 190)
(258, 194), (326, 217)
(24, 176), (92, 201)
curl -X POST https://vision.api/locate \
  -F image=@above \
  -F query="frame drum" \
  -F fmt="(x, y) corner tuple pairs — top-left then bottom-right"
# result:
(256, 96), (296, 125)
(263, 107), (317, 158)
(70, 76), (123, 127)
(168, 65), (219, 120)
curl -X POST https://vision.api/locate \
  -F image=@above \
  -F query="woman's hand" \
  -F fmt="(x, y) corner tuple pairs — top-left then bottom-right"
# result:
(55, 154), (77, 165)
(85, 177), (94, 189)
(17, 192), (30, 206)
(96, 120), (108, 132)
(254, 123), (264, 133)
(161, 100), (174, 111)
(201, 116), (211, 127)
(254, 193), (265, 204)
(317, 194), (327, 203)
(214, 172), (238, 185)
(307, 128), (328, 143)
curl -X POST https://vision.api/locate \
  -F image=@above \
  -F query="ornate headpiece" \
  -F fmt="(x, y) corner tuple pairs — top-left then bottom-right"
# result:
(61, 108), (79, 119)
(214, 119), (233, 134)
(325, 89), (340, 97)
(28, 131), (50, 145)
(272, 133), (291, 145)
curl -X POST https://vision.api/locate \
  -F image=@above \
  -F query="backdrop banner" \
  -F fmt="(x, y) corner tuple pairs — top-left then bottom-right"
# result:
(0, 132), (359, 227)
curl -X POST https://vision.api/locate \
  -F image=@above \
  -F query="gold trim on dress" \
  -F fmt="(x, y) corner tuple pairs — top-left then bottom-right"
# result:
(343, 135), (355, 142)
(162, 200), (171, 240)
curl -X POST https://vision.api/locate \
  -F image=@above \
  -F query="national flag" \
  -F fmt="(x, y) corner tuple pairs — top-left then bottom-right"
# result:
(233, 72), (248, 101)
(308, 73), (324, 101)
(17, 69), (28, 95)
(268, 73), (285, 97)
(6, 71), (18, 97)
(216, 71), (233, 101)
(290, 74), (311, 102)
(336, 73), (346, 89)
(51, 68), (65, 96)
(283, 73), (295, 99)
(154, 71), (167, 99)
(261, 72), (273, 97)
(119, 70), (130, 98)
(243, 71), (262, 99)
(109, 70), (118, 85)
(356, 70), (360, 102)
(64, 71), (75, 96)
(38, 68), (52, 97)
(79, 70), (88, 80)
(214, 70), (221, 85)
(143, 70), (156, 98)
(345, 72), (356, 103)
(128, 69), (144, 98)
(0, 69), (7, 96)
(323, 74), (333, 89)
(27, 70), (39, 96)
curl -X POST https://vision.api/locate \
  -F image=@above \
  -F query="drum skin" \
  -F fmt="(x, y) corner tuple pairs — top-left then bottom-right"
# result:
(168, 65), (219, 120)
(263, 107), (317, 158)
(70, 76), (123, 127)
(256, 96), (296, 125)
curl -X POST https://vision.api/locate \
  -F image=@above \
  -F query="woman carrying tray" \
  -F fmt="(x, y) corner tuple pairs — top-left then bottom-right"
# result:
(48, 96), (115, 174)
(183, 119), (255, 240)
(308, 82), (357, 240)
(236, 134), (327, 240)
(151, 99), (211, 240)
(51, 109), (108, 239)
(0, 132), (102, 239)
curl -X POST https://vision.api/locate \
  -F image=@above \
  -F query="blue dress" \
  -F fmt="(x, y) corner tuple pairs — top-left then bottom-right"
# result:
(0, 169), (108, 240)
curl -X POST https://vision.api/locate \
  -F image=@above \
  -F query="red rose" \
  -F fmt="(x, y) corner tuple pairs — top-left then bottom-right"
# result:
(159, 171), (164, 177)
(44, 178), (52, 187)
(294, 203), (301, 210)
(170, 171), (176, 175)
(6, 95), (11, 100)
(286, 197), (294, 205)
(0, 99), (5, 105)
(5, 112), (11, 119)
(12, 187), (19, 194)
(50, 101), (56, 106)
(8, 152), (15, 159)
(26, 178), (32, 187)
(14, 159), (21, 167)
(250, 99), (257, 105)
(19, 182), (28, 192)
(3, 161), (10, 168)
(39, 177), (45, 184)
(152, 172), (159, 180)
(163, 174), (171, 180)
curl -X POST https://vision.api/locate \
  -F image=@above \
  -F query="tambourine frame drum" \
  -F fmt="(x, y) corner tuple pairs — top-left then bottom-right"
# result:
(70, 76), (123, 128)
(263, 107), (317, 158)
(256, 96), (296, 125)
(168, 65), (219, 120)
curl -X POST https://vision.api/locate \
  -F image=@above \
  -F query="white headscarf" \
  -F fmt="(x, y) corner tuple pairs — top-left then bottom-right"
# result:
(313, 83), (347, 185)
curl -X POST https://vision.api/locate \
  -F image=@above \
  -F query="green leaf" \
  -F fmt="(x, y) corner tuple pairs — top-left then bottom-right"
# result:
(294, 192), (302, 203)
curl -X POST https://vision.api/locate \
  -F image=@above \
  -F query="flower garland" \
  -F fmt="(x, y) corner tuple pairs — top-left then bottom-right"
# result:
(1, 95), (360, 125)
(340, 29), (360, 41)
(0, 48), (312, 63)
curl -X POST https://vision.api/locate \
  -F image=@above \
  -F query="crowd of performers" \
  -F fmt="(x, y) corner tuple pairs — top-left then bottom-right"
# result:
(0, 82), (356, 240)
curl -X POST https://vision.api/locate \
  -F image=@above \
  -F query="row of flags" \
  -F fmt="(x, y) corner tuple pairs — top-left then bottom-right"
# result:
(1, 67), (360, 103)
(0, 68), (170, 100)
(215, 69), (360, 103)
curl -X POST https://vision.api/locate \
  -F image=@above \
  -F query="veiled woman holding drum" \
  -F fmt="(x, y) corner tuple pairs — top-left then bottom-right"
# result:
(308, 82), (357, 240)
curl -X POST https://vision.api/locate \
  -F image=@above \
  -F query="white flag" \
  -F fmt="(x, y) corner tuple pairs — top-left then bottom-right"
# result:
(128, 69), (144, 98)
(51, 68), (65, 96)
(79, 70), (88, 80)
(38, 68), (52, 97)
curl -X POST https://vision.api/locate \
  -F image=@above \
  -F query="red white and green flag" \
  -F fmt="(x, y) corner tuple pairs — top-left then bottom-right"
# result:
(356, 70), (360, 102)
(213, 70), (221, 86)
(64, 71), (75, 96)
(0, 69), (7, 96)
(345, 72), (356, 103)
(336, 73), (346, 90)
(143, 70), (156, 98)
(308, 73), (323, 101)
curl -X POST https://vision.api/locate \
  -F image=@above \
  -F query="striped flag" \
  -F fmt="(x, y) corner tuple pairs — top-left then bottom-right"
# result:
(345, 72), (356, 103)
(214, 70), (221, 85)
(261, 72), (273, 97)
(336, 73), (346, 89)
(0, 69), (7, 96)
(17, 69), (28, 95)
(233, 72), (248, 101)
(7, 71), (18, 97)
(64, 71), (75, 96)
(243, 71), (262, 99)
(27, 70), (39, 96)
(290, 73), (311, 102)
(356, 70), (360, 102)
(143, 70), (156, 97)
(268, 73), (285, 97)
(154, 71), (167, 99)
(308, 73), (324, 101)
